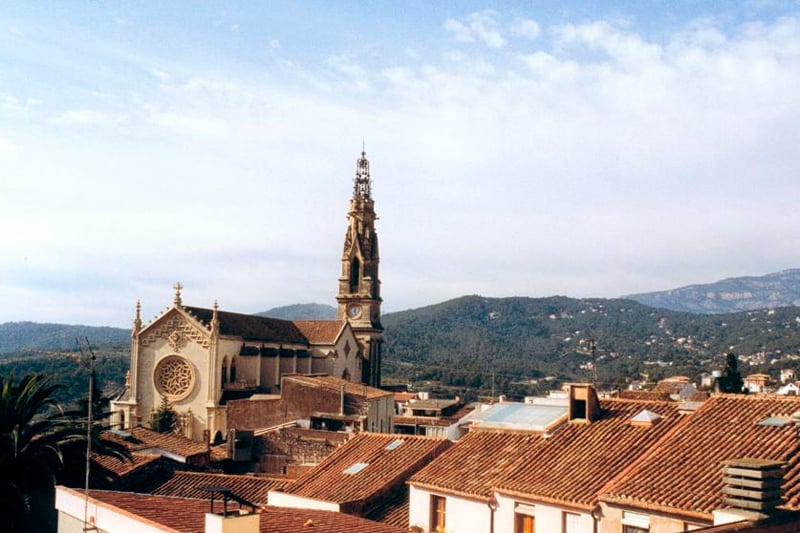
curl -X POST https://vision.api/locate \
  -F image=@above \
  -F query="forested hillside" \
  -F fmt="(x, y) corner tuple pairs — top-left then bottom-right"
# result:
(3, 295), (800, 404)
(381, 296), (800, 395)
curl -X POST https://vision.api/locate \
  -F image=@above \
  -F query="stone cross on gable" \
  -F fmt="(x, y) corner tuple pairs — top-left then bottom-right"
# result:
(173, 282), (184, 306)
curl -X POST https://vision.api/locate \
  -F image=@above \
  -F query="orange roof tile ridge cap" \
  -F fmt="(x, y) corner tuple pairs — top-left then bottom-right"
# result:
(596, 404), (697, 502)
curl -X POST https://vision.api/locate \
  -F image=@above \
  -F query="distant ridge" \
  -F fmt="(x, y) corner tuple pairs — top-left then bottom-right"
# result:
(255, 303), (338, 321)
(626, 268), (800, 314)
(0, 321), (130, 355)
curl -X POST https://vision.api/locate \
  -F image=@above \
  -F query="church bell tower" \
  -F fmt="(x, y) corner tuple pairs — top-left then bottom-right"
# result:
(337, 148), (383, 387)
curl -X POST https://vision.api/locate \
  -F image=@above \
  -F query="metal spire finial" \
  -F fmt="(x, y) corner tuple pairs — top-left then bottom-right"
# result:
(353, 146), (371, 200)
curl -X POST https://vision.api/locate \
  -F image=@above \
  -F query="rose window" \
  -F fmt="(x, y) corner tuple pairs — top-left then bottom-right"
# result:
(154, 355), (195, 401)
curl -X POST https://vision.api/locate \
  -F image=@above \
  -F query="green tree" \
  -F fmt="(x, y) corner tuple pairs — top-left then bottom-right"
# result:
(151, 395), (179, 433)
(0, 373), (86, 532)
(719, 353), (744, 393)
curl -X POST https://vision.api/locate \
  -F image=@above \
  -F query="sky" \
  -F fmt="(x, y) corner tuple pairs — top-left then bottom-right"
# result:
(1, 1), (800, 327)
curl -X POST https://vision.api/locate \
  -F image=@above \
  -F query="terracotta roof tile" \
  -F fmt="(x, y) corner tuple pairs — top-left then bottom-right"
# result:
(281, 432), (451, 507)
(283, 375), (392, 400)
(292, 320), (346, 344)
(494, 399), (685, 509)
(600, 394), (800, 520)
(72, 487), (408, 533)
(151, 471), (289, 504)
(103, 427), (209, 460)
(184, 306), (308, 344)
(91, 452), (160, 478)
(410, 431), (541, 499)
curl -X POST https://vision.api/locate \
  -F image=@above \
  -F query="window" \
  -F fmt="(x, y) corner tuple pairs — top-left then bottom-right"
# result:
(515, 513), (535, 533)
(431, 495), (446, 533)
(622, 511), (650, 533)
(230, 357), (237, 383)
(221, 357), (228, 385)
(563, 512), (580, 533)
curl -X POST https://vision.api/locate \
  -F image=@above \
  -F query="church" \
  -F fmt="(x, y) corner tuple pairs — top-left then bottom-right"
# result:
(111, 150), (383, 442)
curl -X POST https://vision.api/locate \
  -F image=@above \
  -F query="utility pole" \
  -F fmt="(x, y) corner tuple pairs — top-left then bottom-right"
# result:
(76, 337), (98, 532)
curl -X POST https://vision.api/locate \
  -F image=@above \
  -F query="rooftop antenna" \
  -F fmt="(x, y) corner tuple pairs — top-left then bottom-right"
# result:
(76, 336), (98, 532)
(575, 337), (599, 387)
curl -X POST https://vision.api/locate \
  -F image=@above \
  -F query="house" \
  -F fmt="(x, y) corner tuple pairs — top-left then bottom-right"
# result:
(269, 432), (451, 529)
(393, 396), (476, 439)
(776, 382), (800, 395)
(408, 384), (685, 533)
(55, 485), (407, 533)
(252, 424), (350, 477)
(226, 374), (394, 434)
(744, 373), (772, 393)
(599, 394), (800, 532)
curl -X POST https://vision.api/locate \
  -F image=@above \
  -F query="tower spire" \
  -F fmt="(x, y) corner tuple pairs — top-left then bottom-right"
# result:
(338, 148), (382, 387)
(353, 146), (371, 200)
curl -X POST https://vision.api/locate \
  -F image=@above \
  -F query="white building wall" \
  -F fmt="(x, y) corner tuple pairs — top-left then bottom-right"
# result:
(409, 485), (492, 533)
(495, 493), (596, 533)
(267, 491), (340, 512)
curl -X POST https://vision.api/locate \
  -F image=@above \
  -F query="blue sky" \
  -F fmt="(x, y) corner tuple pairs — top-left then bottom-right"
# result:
(1, 1), (800, 327)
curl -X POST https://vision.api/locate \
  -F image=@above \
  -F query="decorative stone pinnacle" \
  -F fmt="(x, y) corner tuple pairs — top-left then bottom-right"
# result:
(173, 282), (183, 306)
(133, 300), (142, 333)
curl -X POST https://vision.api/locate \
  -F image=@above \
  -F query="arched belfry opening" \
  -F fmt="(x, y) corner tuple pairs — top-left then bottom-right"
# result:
(350, 258), (360, 294)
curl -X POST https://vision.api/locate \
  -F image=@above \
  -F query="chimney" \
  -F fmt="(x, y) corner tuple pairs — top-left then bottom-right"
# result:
(713, 458), (785, 525)
(201, 487), (260, 533)
(568, 383), (601, 424)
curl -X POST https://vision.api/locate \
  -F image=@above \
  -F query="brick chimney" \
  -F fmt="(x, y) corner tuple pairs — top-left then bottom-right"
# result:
(568, 383), (601, 424)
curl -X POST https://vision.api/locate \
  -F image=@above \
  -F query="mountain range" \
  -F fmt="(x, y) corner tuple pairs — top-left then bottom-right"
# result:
(626, 268), (800, 314)
(2, 269), (800, 402)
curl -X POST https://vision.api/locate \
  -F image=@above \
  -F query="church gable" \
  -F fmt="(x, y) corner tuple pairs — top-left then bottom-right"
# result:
(139, 308), (211, 350)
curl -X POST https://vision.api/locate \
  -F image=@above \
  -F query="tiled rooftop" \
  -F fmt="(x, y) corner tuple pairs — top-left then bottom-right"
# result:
(103, 427), (209, 460)
(600, 394), (800, 520)
(283, 374), (392, 400)
(409, 431), (542, 499)
(410, 399), (684, 506)
(281, 432), (451, 506)
(151, 471), (289, 504)
(91, 452), (160, 478)
(183, 306), (308, 344)
(494, 399), (684, 509)
(292, 320), (346, 344)
(68, 487), (408, 533)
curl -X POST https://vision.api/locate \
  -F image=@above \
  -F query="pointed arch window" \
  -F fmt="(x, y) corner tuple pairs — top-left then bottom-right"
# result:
(221, 356), (228, 386)
(230, 357), (237, 384)
(350, 258), (361, 293)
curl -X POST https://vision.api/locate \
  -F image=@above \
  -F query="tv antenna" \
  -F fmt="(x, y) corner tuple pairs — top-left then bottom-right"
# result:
(575, 337), (599, 387)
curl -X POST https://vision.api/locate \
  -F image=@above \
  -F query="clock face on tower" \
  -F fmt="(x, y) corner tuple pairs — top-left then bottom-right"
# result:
(347, 304), (362, 319)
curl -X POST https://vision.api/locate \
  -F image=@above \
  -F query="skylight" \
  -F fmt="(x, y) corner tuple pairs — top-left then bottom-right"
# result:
(758, 415), (792, 427)
(343, 462), (369, 475)
(385, 439), (404, 451)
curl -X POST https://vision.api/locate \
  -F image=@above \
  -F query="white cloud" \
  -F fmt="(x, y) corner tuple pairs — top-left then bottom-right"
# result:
(511, 18), (541, 40)
(3, 11), (800, 324)
(50, 109), (124, 127)
(444, 10), (506, 48)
